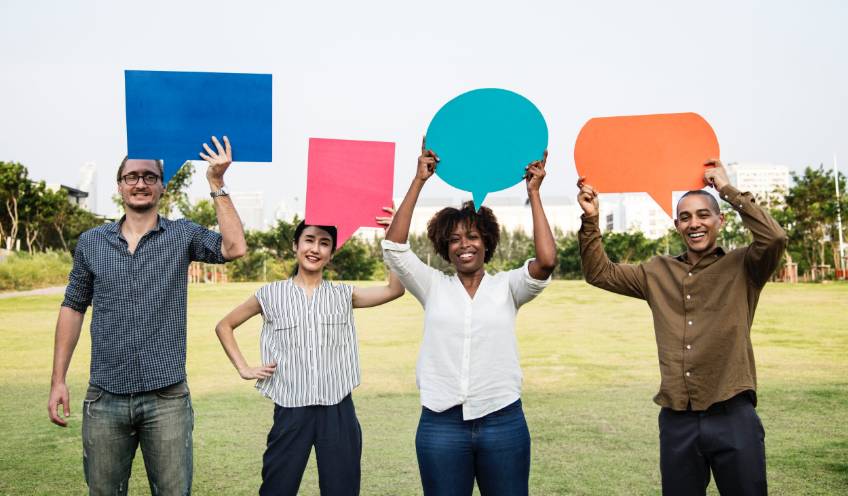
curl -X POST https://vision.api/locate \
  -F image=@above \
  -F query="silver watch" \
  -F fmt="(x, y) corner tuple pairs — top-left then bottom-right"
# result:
(210, 185), (229, 198)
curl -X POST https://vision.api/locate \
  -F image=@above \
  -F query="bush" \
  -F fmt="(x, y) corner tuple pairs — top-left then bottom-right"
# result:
(0, 251), (71, 291)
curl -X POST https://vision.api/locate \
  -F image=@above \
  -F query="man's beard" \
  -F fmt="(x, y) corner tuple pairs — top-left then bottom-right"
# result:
(123, 192), (159, 213)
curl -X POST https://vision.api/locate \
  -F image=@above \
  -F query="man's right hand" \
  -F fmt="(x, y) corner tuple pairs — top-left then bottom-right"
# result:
(416, 136), (439, 183)
(48, 382), (70, 427)
(577, 176), (600, 216)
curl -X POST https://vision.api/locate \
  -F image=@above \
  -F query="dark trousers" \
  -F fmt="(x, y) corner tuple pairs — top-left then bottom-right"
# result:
(659, 392), (767, 496)
(415, 399), (531, 496)
(260, 395), (361, 496)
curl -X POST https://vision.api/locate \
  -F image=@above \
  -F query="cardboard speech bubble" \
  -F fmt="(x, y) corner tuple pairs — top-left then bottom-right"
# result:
(125, 70), (272, 184)
(425, 88), (548, 209)
(305, 138), (395, 248)
(573, 112), (719, 218)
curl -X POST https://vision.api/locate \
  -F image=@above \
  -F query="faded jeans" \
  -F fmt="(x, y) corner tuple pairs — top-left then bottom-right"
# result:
(82, 381), (193, 496)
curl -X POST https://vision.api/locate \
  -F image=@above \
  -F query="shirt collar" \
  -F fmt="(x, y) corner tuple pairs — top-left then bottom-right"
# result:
(675, 245), (726, 264)
(108, 215), (167, 237)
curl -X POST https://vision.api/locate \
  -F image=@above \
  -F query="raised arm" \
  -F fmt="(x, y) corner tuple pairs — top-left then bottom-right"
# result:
(215, 296), (276, 380)
(385, 136), (438, 243)
(704, 159), (787, 287)
(525, 151), (556, 280)
(576, 178), (648, 299)
(200, 135), (247, 260)
(352, 271), (406, 308)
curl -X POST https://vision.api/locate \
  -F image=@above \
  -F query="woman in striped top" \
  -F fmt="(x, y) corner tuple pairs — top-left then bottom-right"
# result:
(215, 219), (404, 495)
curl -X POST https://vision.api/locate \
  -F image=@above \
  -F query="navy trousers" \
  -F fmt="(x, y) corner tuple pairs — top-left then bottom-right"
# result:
(659, 392), (767, 495)
(260, 395), (361, 496)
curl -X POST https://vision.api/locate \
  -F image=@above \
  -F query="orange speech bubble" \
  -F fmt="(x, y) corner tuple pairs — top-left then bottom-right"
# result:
(574, 112), (719, 218)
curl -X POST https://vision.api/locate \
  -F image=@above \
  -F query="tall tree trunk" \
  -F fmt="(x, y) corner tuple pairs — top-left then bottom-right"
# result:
(5, 197), (19, 250)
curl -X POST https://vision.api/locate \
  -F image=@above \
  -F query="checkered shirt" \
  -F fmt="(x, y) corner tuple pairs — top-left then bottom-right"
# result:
(62, 216), (226, 394)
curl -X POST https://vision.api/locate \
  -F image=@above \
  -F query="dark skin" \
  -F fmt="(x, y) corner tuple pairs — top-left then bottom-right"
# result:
(386, 137), (556, 298)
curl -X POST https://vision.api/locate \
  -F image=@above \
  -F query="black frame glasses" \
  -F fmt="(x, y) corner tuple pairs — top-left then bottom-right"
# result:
(121, 173), (160, 185)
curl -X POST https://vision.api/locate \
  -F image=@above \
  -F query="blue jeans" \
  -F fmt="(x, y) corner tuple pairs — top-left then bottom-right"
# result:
(81, 381), (194, 496)
(415, 399), (531, 496)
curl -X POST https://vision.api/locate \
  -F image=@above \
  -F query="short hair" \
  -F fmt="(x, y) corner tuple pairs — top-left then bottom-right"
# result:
(117, 156), (164, 182)
(293, 221), (338, 253)
(676, 190), (720, 216)
(427, 201), (500, 263)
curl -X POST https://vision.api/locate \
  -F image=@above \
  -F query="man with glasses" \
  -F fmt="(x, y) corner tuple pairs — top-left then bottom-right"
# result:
(47, 136), (247, 495)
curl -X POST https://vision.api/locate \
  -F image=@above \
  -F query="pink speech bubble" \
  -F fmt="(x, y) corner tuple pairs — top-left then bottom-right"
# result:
(305, 138), (395, 247)
(574, 113), (720, 218)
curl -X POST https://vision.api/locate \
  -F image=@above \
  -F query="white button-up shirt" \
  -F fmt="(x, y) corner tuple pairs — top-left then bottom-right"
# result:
(382, 240), (550, 420)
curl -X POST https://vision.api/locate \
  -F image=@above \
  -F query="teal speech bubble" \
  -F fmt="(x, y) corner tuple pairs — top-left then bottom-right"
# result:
(426, 88), (548, 209)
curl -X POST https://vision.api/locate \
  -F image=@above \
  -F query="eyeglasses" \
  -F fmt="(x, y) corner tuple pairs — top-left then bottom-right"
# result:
(121, 173), (160, 185)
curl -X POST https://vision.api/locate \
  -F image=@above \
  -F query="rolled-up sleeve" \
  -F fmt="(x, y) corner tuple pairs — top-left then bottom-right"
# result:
(508, 258), (551, 307)
(381, 240), (439, 306)
(183, 220), (227, 264)
(61, 234), (93, 313)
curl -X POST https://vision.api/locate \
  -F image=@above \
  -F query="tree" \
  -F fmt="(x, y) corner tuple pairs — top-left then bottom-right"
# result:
(602, 230), (656, 263)
(329, 237), (378, 280)
(779, 165), (848, 275)
(0, 161), (29, 250)
(180, 199), (217, 228)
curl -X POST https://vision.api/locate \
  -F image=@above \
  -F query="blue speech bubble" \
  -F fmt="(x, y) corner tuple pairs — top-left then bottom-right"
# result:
(125, 70), (272, 184)
(425, 88), (548, 209)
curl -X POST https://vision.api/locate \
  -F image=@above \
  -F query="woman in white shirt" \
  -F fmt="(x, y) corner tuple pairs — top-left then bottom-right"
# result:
(383, 139), (556, 496)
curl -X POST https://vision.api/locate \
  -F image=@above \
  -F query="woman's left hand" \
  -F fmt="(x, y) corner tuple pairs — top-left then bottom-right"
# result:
(525, 150), (548, 194)
(376, 202), (396, 230)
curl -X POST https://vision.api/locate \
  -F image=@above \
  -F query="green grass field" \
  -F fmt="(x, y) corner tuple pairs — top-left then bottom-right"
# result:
(1, 281), (846, 495)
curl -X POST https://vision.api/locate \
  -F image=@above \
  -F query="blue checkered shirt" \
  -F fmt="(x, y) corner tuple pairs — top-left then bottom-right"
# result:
(62, 216), (226, 394)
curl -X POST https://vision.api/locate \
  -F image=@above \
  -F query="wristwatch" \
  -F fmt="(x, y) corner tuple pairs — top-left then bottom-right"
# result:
(210, 185), (230, 198)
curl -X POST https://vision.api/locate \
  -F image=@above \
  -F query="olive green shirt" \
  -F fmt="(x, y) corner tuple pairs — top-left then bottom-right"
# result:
(578, 185), (787, 411)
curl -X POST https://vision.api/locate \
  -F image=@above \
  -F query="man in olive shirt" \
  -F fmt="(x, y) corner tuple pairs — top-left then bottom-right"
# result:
(577, 159), (787, 495)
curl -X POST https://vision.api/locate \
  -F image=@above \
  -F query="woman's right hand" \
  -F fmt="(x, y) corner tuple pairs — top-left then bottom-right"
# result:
(238, 363), (277, 380)
(417, 136), (439, 182)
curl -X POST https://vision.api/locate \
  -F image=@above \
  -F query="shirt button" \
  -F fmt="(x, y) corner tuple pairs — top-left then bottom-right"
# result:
(686, 294), (691, 300)
(686, 344), (692, 350)
(685, 371), (691, 377)
(688, 272), (692, 277)
(688, 320), (693, 326)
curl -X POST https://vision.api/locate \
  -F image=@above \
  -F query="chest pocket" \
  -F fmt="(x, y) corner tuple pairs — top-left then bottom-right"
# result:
(319, 313), (351, 347)
(266, 313), (301, 353)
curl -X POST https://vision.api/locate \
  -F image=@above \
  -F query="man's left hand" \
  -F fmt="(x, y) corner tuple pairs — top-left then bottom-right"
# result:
(200, 135), (232, 189)
(704, 158), (730, 190)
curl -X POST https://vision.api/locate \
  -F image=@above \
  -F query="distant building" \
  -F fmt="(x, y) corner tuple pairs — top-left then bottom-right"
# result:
(78, 162), (98, 213)
(598, 193), (678, 239)
(46, 183), (89, 207)
(726, 162), (790, 206)
(230, 191), (265, 231)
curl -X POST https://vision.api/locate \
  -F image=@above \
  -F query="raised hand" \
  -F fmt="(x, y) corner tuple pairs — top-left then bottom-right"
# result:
(376, 202), (396, 230)
(525, 150), (548, 194)
(200, 135), (233, 188)
(417, 136), (439, 183)
(703, 158), (730, 190)
(577, 176), (600, 216)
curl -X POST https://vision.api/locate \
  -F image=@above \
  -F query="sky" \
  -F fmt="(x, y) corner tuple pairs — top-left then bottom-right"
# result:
(1, 0), (846, 220)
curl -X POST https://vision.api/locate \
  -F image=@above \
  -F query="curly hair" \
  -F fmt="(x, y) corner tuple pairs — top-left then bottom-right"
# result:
(427, 201), (500, 263)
